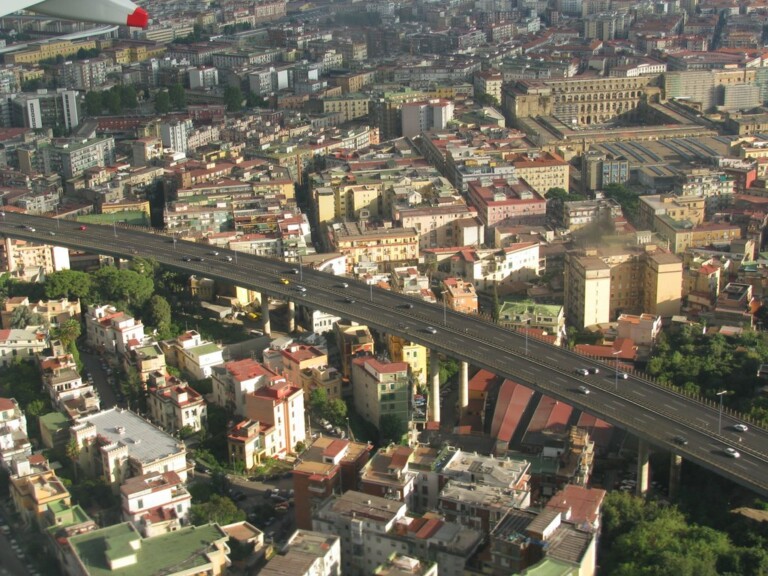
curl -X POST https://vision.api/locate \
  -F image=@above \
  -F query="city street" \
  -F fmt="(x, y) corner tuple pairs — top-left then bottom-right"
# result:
(80, 350), (118, 408)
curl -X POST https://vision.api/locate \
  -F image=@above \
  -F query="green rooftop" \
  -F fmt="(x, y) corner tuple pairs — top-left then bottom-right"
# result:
(78, 211), (150, 227)
(40, 411), (70, 432)
(189, 342), (223, 358)
(69, 522), (228, 576)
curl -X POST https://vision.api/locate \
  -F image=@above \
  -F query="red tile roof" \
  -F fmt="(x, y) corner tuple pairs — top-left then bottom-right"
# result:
(490, 379), (535, 443)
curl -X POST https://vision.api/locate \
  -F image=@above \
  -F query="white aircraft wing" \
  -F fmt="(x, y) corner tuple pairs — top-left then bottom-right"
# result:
(0, 0), (148, 28)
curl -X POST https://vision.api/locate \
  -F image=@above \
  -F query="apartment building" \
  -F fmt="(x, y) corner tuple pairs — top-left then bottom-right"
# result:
(467, 178), (547, 228)
(260, 530), (342, 576)
(394, 203), (483, 250)
(10, 458), (71, 528)
(474, 71), (504, 103)
(0, 397), (31, 469)
(160, 330), (224, 380)
(0, 327), (47, 366)
(401, 100), (454, 139)
(293, 437), (372, 530)
(386, 335), (428, 388)
(564, 244), (683, 329)
(278, 344), (328, 393)
(637, 194), (706, 231)
(359, 444), (417, 506)
(147, 375), (207, 435)
(352, 357), (410, 433)
(581, 151), (630, 192)
(245, 380), (305, 458)
(508, 152), (570, 195)
(654, 218), (742, 254)
(299, 364), (345, 401)
(120, 471), (191, 537)
(497, 301), (566, 345)
(321, 94), (370, 122)
(335, 322), (375, 380)
(328, 222), (419, 273)
(42, 136), (115, 180)
(559, 198), (624, 231)
(130, 341), (166, 383)
(227, 418), (277, 471)
(6, 40), (97, 65)
(66, 522), (231, 576)
(85, 305), (145, 356)
(616, 313), (662, 347)
(40, 354), (100, 418)
(0, 238), (71, 282)
(446, 243), (541, 290)
(70, 408), (188, 489)
(212, 358), (285, 416)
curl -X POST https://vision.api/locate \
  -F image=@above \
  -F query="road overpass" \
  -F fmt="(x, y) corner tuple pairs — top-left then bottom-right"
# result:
(3, 212), (767, 497)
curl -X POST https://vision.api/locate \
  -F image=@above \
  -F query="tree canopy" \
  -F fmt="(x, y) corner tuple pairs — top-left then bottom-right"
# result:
(92, 267), (154, 312)
(190, 494), (245, 526)
(45, 269), (93, 301)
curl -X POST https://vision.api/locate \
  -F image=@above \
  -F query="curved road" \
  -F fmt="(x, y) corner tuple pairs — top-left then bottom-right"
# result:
(3, 213), (767, 497)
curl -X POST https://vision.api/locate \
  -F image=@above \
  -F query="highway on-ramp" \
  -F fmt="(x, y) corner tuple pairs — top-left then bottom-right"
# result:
(4, 212), (767, 496)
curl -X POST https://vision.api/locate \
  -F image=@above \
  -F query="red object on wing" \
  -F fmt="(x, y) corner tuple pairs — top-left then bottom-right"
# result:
(126, 7), (148, 28)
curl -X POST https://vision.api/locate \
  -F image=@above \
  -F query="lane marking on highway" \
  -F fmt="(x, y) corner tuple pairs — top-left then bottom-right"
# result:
(632, 390), (646, 397)
(609, 400), (625, 408)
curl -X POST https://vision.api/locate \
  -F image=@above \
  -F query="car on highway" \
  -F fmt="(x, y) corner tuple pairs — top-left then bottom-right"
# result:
(574, 368), (589, 376)
(345, 297), (356, 304)
(224, 256), (233, 262)
(339, 282), (349, 288)
(209, 251), (219, 256)
(733, 424), (749, 432)
(49, 231), (55, 236)
(424, 326), (437, 334)
(724, 447), (740, 458)
(22, 225), (35, 232)
(295, 285), (307, 293)
(587, 367), (599, 374)
(79, 225), (87, 231)
(673, 435), (688, 446)
(279, 277), (290, 284)
(182, 257), (192, 262)
(400, 303), (414, 309)
(290, 268), (299, 274)
(577, 385), (591, 395)
(615, 372), (629, 379)
(195, 256), (205, 262)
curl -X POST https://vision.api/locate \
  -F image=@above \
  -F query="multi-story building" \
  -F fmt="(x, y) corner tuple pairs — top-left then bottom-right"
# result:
(654, 218), (742, 254)
(0, 327), (48, 366)
(564, 243), (683, 328)
(0, 397), (31, 469)
(293, 437), (372, 530)
(40, 354), (100, 418)
(335, 322), (375, 380)
(394, 202), (483, 251)
(401, 100), (454, 139)
(445, 243), (541, 290)
(352, 357), (410, 432)
(559, 198), (624, 232)
(637, 194), (706, 231)
(0, 238), (71, 282)
(581, 151), (630, 192)
(616, 313), (662, 347)
(227, 418), (277, 471)
(42, 136), (115, 180)
(321, 94), (370, 123)
(474, 71), (504, 103)
(245, 380), (305, 457)
(467, 178), (547, 229)
(508, 152), (570, 195)
(260, 530), (342, 576)
(66, 522), (231, 576)
(160, 119), (192, 155)
(1, 297), (80, 331)
(147, 375), (207, 435)
(70, 408), (188, 489)
(212, 358), (284, 416)
(327, 222), (419, 273)
(497, 301), (566, 345)
(503, 75), (654, 126)
(386, 335), (428, 388)
(442, 277), (478, 315)
(85, 305), (145, 356)
(160, 330), (224, 380)
(278, 344), (328, 393)
(11, 89), (81, 130)
(299, 364), (346, 401)
(10, 458), (71, 527)
(120, 471), (191, 537)
(129, 341), (166, 383)
(359, 444), (417, 506)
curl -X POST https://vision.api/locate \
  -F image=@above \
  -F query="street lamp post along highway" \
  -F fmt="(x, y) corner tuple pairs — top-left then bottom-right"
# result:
(613, 350), (621, 391)
(716, 390), (732, 434)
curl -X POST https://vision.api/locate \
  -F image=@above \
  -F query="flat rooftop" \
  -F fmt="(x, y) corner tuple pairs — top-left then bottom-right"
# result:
(74, 408), (183, 464)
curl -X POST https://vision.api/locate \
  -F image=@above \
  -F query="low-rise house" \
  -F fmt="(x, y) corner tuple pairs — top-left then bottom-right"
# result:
(0, 397), (31, 469)
(359, 444), (417, 506)
(121, 471), (192, 537)
(147, 373), (207, 435)
(227, 418), (276, 471)
(442, 277), (478, 314)
(161, 330), (224, 380)
(65, 522), (231, 576)
(0, 328), (47, 366)
(1, 296), (81, 330)
(129, 341), (167, 383)
(70, 408), (188, 489)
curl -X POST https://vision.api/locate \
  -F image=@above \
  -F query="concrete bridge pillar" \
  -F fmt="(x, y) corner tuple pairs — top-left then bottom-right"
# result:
(287, 300), (295, 332)
(430, 352), (440, 424)
(261, 296), (270, 336)
(458, 361), (469, 416)
(636, 440), (650, 497)
(669, 453), (683, 499)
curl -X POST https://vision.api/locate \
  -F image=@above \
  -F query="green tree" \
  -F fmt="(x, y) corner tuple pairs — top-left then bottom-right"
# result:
(121, 366), (145, 411)
(65, 438), (80, 481)
(84, 91), (103, 116)
(294, 440), (307, 454)
(104, 88), (122, 115)
(55, 318), (82, 350)
(93, 267), (154, 311)
(379, 414), (406, 444)
(190, 494), (245, 526)
(309, 388), (329, 418)
(128, 257), (159, 278)
(9, 305), (44, 329)
(326, 398), (348, 426)
(45, 269), (93, 301)
(246, 90), (267, 108)
(155, 90), (170, 114)
(224, 85), (243, 112)
(121, 85), (138, 109)
(143, 295), (172, 338)
(169, 83), (186, 110)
